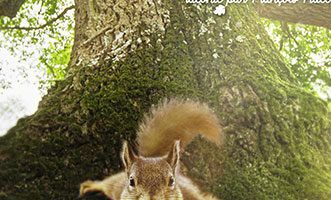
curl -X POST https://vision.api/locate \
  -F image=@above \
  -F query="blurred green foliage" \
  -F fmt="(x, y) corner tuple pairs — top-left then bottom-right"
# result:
(263, 20), (331, 102)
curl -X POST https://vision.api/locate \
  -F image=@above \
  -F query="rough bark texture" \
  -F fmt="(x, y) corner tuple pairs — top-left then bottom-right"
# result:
(0, 1), (330, 200)
(256, 3), (331, 29)
(0, 0), (25, 18)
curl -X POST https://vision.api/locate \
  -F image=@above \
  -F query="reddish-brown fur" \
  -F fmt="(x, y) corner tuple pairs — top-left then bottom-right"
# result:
(138, 99), (223, 157)
(80, 99), (223, 200)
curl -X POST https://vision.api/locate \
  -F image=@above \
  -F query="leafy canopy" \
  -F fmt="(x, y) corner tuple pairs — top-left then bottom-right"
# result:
(263, 20), (331, 102)
(0, 0), (74, 89)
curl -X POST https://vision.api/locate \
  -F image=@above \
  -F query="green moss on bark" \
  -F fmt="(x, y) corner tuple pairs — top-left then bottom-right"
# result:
(0, 2), (330, 200)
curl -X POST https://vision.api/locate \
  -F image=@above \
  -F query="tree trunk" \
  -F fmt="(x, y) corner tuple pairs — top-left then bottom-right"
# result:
(0, 1), (330, 200)
(0, 0), (25, 18)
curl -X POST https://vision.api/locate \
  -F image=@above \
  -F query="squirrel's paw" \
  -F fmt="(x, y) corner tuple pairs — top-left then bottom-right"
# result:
(79, 180), (104, 197)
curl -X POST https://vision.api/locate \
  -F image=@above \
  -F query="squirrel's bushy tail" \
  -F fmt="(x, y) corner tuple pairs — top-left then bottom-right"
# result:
(137, 99), (223, 157)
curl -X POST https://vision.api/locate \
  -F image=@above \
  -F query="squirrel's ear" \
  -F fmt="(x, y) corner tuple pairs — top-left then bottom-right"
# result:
(166, 140), (181, 170)
(121, 141), (137, 171)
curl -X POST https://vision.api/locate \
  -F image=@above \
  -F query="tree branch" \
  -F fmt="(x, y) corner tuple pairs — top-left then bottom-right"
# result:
(256, 3), (331, 30)
(0, 5), (75, 31)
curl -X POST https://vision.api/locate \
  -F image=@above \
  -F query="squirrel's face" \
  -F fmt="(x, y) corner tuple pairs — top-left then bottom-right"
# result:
(120, 141), (182, 200)
(123, 157), (178, 199)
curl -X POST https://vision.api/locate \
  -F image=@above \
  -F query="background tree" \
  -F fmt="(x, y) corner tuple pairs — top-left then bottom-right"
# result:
(0, 1), (330, 200)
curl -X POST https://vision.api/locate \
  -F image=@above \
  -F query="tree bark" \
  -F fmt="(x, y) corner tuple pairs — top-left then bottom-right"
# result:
(256, 3), (331, 29)
(0, 1), (330, 200)
(0, 0), (25, 18)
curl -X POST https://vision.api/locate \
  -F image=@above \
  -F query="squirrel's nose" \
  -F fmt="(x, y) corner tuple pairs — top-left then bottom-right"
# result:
(148, 191), (157, 199)
(150, 196), (160, 200)
(149, 190), (165, 200)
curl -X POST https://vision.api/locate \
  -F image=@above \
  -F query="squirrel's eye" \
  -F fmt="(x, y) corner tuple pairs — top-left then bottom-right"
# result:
(129, 176), (135, 187)
(169, 176), (175, 187)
